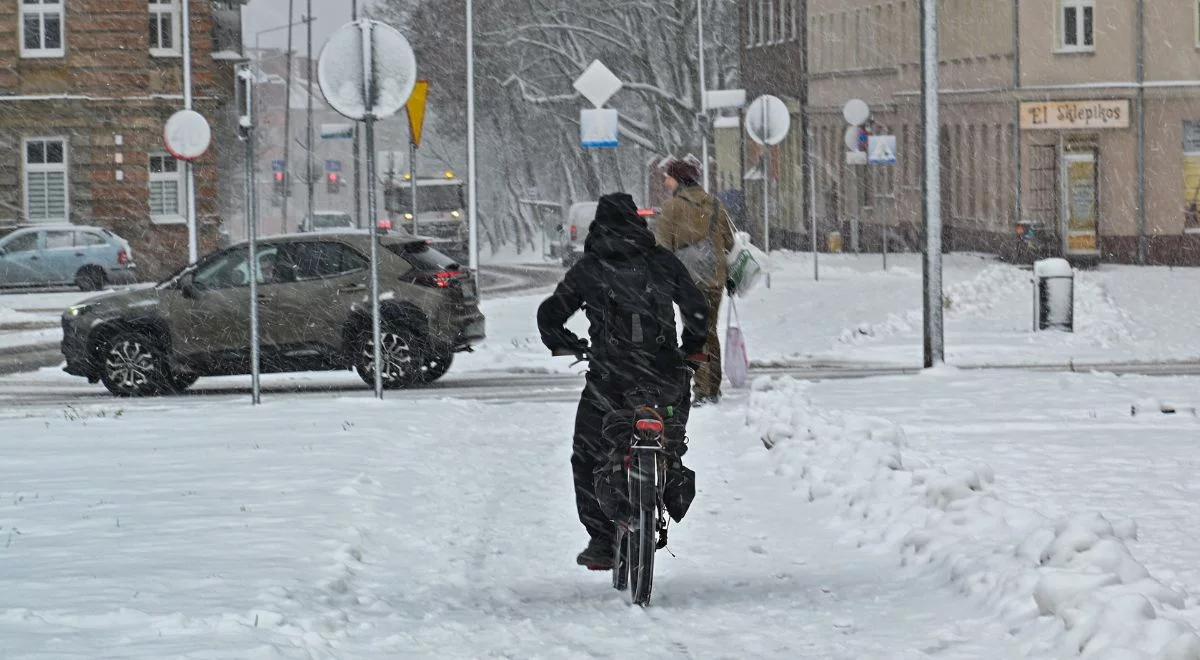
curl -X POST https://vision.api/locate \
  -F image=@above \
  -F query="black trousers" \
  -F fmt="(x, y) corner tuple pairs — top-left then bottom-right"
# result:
(571, 369), (691, 544)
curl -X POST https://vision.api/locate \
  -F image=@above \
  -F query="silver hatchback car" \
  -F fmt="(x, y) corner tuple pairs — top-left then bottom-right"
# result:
(0, 225), (138, 290)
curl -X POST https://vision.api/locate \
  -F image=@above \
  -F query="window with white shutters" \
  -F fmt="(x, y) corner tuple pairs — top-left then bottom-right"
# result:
(24, 138), (68, 223)
(149, 154), (184, 222)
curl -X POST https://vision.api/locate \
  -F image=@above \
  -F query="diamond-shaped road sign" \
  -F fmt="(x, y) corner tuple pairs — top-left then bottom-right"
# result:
(573, 60), (622, 108)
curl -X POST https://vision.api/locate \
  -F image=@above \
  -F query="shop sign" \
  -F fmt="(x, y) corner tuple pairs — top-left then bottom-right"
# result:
(1021, 100), (1130, 130)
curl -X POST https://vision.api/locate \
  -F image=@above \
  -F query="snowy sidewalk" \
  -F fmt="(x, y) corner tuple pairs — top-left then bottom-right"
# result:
(1, 391), (1024, 658)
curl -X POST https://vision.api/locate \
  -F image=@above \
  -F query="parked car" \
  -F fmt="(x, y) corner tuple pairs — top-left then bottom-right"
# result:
(0, 225), (137, 290)
(61, 232), (485, 397)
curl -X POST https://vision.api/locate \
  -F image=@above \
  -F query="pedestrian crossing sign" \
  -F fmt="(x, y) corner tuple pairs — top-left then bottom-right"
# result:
(868, 135), (897, 166)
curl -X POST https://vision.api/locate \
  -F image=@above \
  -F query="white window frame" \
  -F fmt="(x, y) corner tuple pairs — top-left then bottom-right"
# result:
(149, 0), (182, 57)
(746, 1), (757, 48)
(758, 0), (766, 46)
(20, 0), (65, 58)
(23, 137), (69, 224)
(148, 153), (185, 224)
(1057, 0), (1095, 53)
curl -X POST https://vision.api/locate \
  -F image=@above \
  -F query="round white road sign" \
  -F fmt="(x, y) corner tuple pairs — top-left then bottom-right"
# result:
(164, 109), (212, 161)
(318, 19), (416, 121)
(843, 98), (871, 126)
(745, 95), (791, 146)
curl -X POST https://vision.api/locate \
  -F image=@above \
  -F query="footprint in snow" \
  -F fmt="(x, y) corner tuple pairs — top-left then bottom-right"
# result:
(749, 544), (767, 555)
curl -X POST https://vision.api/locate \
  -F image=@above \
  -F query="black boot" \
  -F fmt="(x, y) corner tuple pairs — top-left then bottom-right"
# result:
(576, 537), (615, 570)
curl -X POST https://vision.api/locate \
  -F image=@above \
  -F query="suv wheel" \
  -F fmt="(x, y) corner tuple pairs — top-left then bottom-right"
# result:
(355, 324), (428, 390)
(99, 332), (167, 397)
(75, 266), (105, 291)
(418, 350), (453, 384)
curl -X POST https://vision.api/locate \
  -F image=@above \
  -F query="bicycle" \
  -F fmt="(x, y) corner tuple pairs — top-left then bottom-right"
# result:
(556, 347), (687, 607)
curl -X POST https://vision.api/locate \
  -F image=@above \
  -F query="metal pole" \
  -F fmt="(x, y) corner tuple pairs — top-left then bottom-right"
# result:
(808, 127), (819, 281)
(282, 1), (295, 233)
(239, 67), (261, 405)
(1135, 0), (1147, 264)
(921, 0), (944, 367)
(305, 0), (315, 234)
(352, 0), (363, 230)
(361, 21), (383, 399)
(698, 0), (709, 192)
(466, 0), (479, 283)
(182, 0), (198, 263)
(762, 100), (771, 288)
(410, 140), (419, 236)
(1013, 0), (1022, 238)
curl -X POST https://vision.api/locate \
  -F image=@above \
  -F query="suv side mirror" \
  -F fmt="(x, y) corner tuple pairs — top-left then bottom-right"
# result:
(180, 272), (198, 299)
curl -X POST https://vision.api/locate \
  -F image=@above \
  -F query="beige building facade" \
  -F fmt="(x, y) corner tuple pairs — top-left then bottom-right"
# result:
(738, 0), (1200, 264)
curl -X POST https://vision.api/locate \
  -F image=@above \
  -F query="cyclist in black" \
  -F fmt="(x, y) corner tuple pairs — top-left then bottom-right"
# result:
(537, 192), (709, 570)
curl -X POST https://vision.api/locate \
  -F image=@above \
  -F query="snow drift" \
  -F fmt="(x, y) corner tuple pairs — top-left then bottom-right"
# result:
(749, 376), (1200, 659)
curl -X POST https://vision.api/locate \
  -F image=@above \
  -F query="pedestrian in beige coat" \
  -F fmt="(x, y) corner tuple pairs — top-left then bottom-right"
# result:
(654, 159), (734, 405)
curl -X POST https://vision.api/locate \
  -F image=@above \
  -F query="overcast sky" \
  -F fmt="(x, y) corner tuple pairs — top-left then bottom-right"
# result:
(242, 0), (376, 51)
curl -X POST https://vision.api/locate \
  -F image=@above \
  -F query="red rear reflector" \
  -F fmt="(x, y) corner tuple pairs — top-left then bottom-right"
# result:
(637, 208), (655, 218)
(416, 270), (465, 289)
(117, 249), (129, 266)
(635, 419), (664, 433)
(378, 219), (393, 231)
(570, 225), (578, 240)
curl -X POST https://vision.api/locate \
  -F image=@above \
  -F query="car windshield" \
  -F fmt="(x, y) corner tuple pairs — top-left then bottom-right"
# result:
(384, 241), (459, 271)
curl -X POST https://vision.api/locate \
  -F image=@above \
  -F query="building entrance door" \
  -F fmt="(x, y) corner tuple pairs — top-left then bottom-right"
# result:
(1061, 150), (1100, 258)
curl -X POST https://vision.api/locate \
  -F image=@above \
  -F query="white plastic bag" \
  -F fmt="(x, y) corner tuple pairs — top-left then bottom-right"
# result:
(726, 228), (768, 297)
(724, 298), (750, 389)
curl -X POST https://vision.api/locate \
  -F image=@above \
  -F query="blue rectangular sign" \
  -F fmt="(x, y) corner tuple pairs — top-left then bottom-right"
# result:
(272, 160), (286, 172)
(325, 160), (342, 173)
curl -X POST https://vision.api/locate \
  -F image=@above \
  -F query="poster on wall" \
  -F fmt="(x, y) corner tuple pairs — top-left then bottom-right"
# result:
(1184, 122), (1200, 233)
(1064, 153), (1100, 256)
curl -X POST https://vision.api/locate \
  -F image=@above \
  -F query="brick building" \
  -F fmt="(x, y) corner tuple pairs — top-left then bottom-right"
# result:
(737, 0), (1200, 265)
(0, 0), (245, 280)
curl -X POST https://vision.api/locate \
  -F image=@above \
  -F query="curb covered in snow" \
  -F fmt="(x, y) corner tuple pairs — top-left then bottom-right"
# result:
(748, 376), (1200, 659)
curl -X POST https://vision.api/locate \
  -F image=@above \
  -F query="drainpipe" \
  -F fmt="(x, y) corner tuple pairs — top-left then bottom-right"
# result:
(1135, 0), (1147, 264)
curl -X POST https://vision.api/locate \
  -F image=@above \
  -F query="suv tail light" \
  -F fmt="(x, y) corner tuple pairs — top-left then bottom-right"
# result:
(117, 249), (129, 266)
(414, 270), (467, 289)
(570, 225), (578, 241)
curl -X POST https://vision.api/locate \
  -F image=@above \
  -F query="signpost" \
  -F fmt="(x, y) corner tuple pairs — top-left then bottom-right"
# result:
(574, 60), (623, 152)
(745, 94), (791, 285)
(921, 0), (945, 367)
(234, 66), (261, 405)
(318, 19), (418, 399)
(406, 80), (430, 237)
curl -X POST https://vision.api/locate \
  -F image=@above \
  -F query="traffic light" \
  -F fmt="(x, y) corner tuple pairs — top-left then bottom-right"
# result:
(327, 172), (341, 195)
(273, 171), (287, 201)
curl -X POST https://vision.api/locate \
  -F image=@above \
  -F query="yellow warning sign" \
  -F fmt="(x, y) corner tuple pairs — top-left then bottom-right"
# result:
(406, 80), (430, 148)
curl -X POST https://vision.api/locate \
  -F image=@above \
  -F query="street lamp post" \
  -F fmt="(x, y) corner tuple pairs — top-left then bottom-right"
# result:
(182, 0), (197, 263)
(254, 17), (313, 237)
(466, 0), (479, 281)
(697, 0), (709, 192)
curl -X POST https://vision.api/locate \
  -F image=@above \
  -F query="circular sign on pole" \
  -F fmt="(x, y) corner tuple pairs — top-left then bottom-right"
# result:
(164, 109), (212, 162)
(317, 19), (417, 121)
(844, 125), (863, 151)
(843, 98), (871, 126)
(745, 95), (791, 146)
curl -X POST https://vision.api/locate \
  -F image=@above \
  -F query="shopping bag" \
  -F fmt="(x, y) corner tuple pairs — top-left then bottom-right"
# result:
(726, 228), (767, 296)
(724, 298), (750, 389)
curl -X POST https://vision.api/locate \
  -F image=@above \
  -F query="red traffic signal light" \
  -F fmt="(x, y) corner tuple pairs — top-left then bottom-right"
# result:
(274, 172), (285, 183)
(327, 173), (339, 184)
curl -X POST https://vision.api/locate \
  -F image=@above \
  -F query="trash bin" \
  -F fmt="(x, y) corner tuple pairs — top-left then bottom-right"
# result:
(1033, 258), (1074, 332)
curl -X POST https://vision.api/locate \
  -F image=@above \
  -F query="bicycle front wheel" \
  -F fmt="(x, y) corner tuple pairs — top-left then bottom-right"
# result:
(628, 448), (658, 607)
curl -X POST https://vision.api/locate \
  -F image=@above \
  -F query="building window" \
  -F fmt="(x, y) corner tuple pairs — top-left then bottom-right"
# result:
(20, 0), (64, 58)
(1058, 0), (1094, 52)
(23, 138), (68, 223)
(149, 153), (184, 222)
(758, 0), (767, 46)
(149, 0), (181, 56)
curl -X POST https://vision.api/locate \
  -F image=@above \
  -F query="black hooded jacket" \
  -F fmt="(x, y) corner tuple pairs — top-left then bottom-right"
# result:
(537, 193), (709, 382)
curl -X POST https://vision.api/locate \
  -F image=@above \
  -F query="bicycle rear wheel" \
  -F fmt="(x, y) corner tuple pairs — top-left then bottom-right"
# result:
(628, 448), (658, 607)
